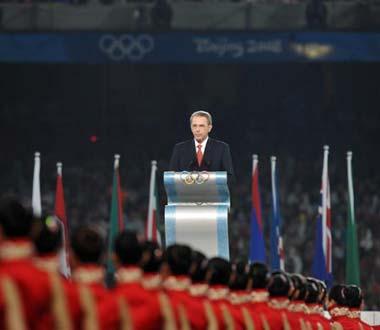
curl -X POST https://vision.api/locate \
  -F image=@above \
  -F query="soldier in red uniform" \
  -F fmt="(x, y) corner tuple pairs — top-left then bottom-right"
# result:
(288, 273), (313, 330)
(100, 231), (175, 330)
(329, 284), (373, 330)
(304, 277), (331, 330)
(0, 198), (53, 329)
(70, 226), (108, 301)
(266, 271), (294, 329)
(344, 285), (373, 330)
(116, 231), (172, 329)
(140, 239), (178, 330)
(140, 240), (163, 291)
(32, 215), (78, 330)
(204, 257), (242, 330)
(188, 250), (208, 299)
(228, 261), (257, 329)
(161, 244), (209, 330)
(245, 262), (272, 329)
(69, 225), (110, 330)
(33, 215), (63, 274)
(33, 215), (101, 330)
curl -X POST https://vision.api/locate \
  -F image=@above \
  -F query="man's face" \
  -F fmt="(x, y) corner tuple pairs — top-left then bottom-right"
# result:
(191, 116), (212, 143)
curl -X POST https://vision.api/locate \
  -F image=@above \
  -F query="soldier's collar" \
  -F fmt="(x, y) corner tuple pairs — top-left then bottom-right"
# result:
(347, 309), (361, 319)
(142, 273), (162, 289)
(229, 291), (251, 305)
(116, 266), (143, 284)
(189, 283), (208, 297)
(269, 298), (289, 309)
(34, 254), (59, 273)
(329, 306), (349, 318)
(163, 275), (191, 291)
(250, 290), (269, 303)
(0, 240), (34, 261)
(207, 285), (229, 300)
(306, 303), (324, 314)
(72, 265), (105, 284)
(288, 301), (310, 313)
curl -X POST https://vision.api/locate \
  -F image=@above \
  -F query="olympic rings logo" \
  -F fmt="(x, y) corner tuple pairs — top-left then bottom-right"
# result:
(180, 171), (209, 185)
(99, 34), (154, 61)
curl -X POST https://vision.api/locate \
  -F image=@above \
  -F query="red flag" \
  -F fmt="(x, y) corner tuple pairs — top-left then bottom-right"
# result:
(55, 162), (70, 278)
(249, 155), (266, 262)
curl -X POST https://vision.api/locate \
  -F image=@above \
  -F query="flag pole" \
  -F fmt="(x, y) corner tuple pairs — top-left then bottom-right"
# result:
(57, 162), (62, 176)
(252, 154), (258, 176)
(253, 154), (258, 164)
(114, 154), (120, 170)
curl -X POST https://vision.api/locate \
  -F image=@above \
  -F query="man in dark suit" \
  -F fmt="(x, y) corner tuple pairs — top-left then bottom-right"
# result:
(169, 111), (234, 179)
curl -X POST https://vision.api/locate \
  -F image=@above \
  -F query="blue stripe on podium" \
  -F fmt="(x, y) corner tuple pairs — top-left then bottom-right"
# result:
(165, 206), (176, 247)
(164, 172), (178, 203)
(217, 205), (229, 260)
(215, 172), (230, 205)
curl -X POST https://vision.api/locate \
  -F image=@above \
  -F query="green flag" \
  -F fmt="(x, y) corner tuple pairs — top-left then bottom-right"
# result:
(106, 155), (123, 276)
(346, 151), (360, 285)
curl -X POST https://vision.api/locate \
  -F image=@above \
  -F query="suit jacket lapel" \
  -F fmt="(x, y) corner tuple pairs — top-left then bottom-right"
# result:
(202, 138), (213, 166)
(187, 140), (197, 166)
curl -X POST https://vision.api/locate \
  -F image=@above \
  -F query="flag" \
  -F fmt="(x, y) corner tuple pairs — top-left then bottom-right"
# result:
(346, 151), (360, 285)
(270, 156), (285, 270)
(249, 155), (266, 263)
(312, 145), (333, 287)
(106, 154), (124, 276)
(146, 160), (161, 244)
(32, 152), (42, 217)
(54, 162), (71, 278)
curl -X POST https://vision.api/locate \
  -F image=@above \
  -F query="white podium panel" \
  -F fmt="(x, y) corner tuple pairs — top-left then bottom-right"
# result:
(164, 171), (230, 259)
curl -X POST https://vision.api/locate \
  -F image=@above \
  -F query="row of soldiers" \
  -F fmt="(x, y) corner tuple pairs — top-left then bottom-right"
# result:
(0, 197), (373, 329)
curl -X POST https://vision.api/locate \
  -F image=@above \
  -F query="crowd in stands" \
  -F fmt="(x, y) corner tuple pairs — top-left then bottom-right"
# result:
(0, 197), (375, 329)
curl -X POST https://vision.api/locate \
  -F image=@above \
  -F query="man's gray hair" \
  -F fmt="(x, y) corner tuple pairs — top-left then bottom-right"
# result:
(190, 111), (212, 126)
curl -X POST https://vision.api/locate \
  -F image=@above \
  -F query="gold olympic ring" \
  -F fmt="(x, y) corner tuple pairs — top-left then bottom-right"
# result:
(180, 171), (194, 184)
(180, 171), (209, 185)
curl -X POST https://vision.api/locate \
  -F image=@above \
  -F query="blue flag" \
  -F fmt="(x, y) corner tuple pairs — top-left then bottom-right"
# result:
(249, 155), (266, 263)
(270, 156), (284, 271)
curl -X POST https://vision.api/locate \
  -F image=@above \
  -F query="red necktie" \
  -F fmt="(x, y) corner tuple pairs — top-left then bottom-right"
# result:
(197, 144), (203, 166)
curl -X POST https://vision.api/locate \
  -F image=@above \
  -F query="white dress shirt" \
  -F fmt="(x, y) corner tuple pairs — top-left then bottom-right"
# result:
(194, 136), (209, 154)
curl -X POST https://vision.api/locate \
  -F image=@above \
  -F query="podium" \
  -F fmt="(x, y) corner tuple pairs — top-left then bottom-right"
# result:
(164, 171), (230, 259)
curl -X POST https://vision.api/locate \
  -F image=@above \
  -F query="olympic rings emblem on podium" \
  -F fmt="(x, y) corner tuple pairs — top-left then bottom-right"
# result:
(180, 171), (209, 185)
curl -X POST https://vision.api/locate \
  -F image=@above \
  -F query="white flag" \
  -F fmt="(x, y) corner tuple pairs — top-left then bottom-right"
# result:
(32, 152), (42, 217)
